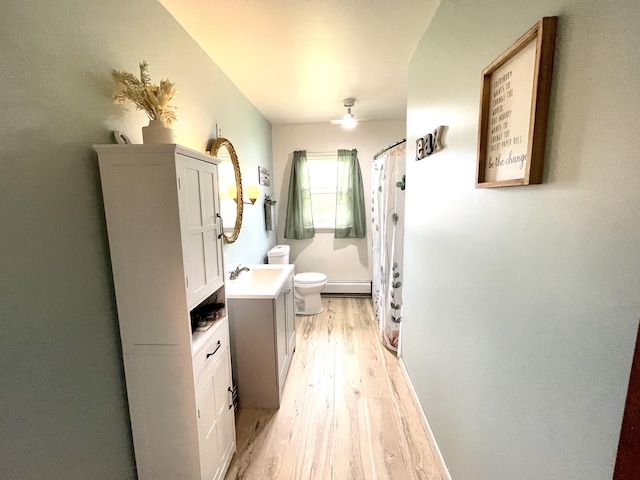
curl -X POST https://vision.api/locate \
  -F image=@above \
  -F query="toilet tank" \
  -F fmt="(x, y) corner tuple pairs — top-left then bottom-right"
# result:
(267, 245), (290, 264)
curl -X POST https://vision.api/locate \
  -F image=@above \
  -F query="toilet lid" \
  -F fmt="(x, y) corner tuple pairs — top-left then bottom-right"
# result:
(295, 272), (327, 284)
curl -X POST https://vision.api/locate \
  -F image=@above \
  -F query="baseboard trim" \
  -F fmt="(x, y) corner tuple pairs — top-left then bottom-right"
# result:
(399, 358), (452, 480)
(322, 281), (371, 295)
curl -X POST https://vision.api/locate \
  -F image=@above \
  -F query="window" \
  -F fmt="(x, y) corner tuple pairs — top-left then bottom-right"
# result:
(306, 154), (338, 229)
(284, 149), (365, 240)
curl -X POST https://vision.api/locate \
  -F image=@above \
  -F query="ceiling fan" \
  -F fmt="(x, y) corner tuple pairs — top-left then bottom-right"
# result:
(330, 98), (357, 128)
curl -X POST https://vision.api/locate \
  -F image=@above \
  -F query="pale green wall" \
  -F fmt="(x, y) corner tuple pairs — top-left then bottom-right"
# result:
(0, 0), (271, 477)
(404, 1), (640, 479)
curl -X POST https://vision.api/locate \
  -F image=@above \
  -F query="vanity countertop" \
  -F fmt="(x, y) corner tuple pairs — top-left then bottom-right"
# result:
(225, 264), (295, 299)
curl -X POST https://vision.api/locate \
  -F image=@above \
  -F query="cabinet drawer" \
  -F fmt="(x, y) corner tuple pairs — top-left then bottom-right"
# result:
(193, 318), (229, 384)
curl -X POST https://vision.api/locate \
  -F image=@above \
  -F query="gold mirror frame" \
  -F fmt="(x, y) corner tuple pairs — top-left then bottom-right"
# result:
(208, 137), (243, 243)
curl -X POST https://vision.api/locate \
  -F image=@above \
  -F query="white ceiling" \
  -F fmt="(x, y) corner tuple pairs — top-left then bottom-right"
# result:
(159, 0), (440, 125)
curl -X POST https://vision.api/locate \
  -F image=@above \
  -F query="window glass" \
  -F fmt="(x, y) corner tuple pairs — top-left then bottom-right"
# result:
(306, 155), (337, 229)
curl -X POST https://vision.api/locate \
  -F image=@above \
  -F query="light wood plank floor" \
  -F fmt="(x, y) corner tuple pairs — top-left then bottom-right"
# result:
(225, 297), (446, 480)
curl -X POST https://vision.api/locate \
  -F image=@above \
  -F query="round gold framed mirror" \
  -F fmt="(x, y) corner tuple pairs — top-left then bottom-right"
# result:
(209, 137), (243, 243)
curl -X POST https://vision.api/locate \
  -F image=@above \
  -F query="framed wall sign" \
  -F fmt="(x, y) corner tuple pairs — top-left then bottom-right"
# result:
(258, 166), (270, 186)
(476, 16), (557, 188)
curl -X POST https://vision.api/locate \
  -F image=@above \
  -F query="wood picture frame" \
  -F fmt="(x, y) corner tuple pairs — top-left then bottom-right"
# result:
(476, 16), (557, 188)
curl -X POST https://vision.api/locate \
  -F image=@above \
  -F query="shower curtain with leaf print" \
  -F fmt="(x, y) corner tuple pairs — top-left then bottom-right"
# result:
(371, 141), (406, 354)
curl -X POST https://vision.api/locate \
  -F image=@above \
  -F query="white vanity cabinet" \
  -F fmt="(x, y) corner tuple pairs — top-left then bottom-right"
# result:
(227, 267), (295, 408)
(94, 144), (235, 480)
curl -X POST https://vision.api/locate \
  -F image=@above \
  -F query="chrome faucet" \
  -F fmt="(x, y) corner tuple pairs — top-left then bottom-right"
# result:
(229, 265), (250, 280)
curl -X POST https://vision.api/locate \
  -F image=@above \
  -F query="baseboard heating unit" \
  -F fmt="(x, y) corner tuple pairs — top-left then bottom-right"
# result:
(321, 281), (372, 296)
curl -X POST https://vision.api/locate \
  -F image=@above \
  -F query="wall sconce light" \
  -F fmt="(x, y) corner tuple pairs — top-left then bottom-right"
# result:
(228, 185), (260, 205)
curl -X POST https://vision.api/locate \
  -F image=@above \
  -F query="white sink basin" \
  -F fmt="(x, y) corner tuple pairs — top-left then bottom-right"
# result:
(226, 264), (294, 299)
(247, 267), (283, 287)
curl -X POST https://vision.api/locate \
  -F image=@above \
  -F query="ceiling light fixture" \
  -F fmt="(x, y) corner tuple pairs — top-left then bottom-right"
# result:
(330, 98), (357, 128)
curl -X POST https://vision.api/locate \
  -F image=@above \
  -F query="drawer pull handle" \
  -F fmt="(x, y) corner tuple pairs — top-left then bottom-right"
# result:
(206, 340), (222, 359)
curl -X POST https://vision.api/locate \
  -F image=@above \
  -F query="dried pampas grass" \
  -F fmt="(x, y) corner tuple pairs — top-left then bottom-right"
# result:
(112, 61), (178, 127)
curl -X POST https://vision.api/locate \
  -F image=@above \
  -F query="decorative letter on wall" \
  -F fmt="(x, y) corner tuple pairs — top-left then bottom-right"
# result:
(415, 125), (445, 161)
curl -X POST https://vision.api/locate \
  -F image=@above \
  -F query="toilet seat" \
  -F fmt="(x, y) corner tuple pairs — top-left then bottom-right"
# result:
(294, 272), (327, 284)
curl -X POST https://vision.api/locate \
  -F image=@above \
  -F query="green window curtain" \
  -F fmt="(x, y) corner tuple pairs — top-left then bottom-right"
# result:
(335, 149), (366, 238)
(284, 150), (315, 239)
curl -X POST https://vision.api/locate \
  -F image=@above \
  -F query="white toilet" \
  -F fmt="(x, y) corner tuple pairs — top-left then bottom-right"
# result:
(267, 245), (327, 315)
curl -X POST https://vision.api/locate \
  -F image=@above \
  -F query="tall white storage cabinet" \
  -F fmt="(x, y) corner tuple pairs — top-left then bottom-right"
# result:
(94, 144), (236, 480)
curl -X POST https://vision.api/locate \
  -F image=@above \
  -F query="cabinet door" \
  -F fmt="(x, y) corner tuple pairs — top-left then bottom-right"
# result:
(212, 347), (235, 475)
(284, 275), (296, 357)
(275, 291), (287, 388)
(196, 345), (234, 480)
(178, 156), (224, 307)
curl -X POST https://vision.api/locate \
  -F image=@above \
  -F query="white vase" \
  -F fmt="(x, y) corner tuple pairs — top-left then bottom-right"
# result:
(142, 119), (175, 144)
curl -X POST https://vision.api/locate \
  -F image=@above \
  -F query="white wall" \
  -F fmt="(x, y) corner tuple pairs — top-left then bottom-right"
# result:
(404, 1), (640, 479)
(272, 121), (405, 282)
(0, 0), (271, 477)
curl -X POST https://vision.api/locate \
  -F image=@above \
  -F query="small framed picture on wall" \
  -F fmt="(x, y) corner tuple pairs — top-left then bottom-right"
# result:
(258, 166), (270, 186)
